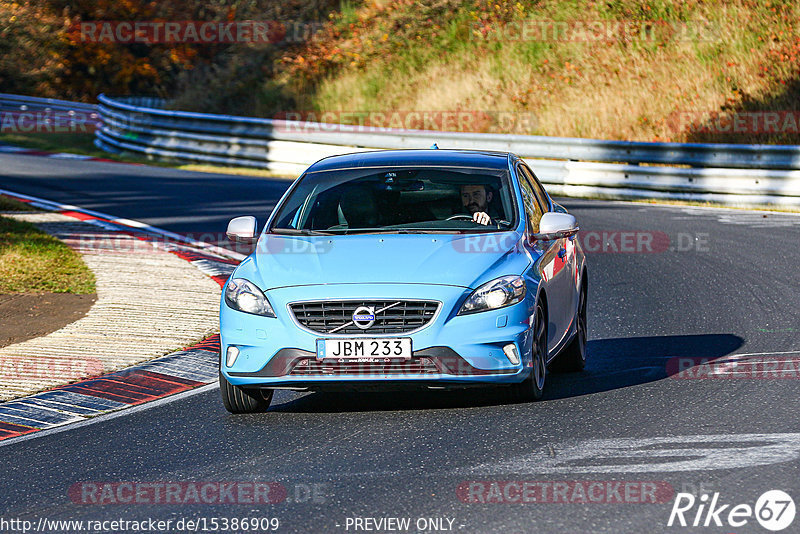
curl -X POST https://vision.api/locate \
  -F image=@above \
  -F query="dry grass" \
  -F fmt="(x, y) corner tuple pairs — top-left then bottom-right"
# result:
(175, 164), (295, 179)
(629, 198), (800, 213)
(274, 0), (800, 144)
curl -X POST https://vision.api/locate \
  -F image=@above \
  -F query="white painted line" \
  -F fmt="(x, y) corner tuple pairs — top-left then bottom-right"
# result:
(48, 153), (93, 160)
(111, 217), (149, 228)
(0, 382), (220, 448)
(466, 433), (800, 474)
(729, 350), (800, 357)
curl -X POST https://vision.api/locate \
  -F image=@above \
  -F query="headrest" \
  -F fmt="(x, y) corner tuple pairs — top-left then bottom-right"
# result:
(338, 187), (380, 228)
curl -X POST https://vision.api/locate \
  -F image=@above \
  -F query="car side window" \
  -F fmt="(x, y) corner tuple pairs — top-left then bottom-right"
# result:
(519, 164), (550, 213)
(517, 165), (544, 234)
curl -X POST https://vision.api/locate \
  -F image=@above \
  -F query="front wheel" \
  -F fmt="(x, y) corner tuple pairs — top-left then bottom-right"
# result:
(553, 284), (587, 372)
(509, 301), (547, 402)
(219, 372), (273, 413)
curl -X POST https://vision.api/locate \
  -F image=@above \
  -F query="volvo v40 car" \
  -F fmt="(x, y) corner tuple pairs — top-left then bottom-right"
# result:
(219, 149), (587, 413)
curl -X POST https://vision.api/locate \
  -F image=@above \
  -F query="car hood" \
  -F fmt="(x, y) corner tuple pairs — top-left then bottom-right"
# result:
(236, 232), (528, 290)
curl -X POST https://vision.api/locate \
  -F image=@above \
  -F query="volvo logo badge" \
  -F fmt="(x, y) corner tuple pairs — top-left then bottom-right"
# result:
(352, 306), (376, 330)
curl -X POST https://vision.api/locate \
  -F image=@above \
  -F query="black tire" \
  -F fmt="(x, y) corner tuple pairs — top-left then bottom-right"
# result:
(219, 372), (273, 414)
(552, 283), (587, 372)
(509, 300), (547, 402)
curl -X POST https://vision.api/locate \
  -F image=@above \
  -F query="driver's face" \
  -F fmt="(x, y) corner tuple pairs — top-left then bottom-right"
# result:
(461, 185), (491, 214)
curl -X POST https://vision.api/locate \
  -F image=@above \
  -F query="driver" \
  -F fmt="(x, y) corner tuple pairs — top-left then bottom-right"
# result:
(460, 184), (493, 225)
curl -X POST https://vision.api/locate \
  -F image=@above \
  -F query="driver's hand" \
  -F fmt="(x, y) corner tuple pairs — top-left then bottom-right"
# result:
(472, 212), (491, 225)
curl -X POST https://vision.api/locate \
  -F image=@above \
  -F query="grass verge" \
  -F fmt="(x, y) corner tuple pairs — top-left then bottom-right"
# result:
(0, 200), (95, 294)
(0, 195), (37, 212)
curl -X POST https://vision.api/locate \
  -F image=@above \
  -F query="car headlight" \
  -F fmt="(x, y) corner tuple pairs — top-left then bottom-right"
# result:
(224, 278), (275, 317)
(458, 275), (526, 315)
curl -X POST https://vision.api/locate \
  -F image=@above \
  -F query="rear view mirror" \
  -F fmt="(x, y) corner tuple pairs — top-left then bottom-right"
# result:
(533, 213), (579, 241)
(226, 216), (258, 242)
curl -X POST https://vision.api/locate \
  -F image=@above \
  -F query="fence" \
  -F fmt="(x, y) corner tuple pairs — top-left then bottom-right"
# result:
(3, 92), (800, 207)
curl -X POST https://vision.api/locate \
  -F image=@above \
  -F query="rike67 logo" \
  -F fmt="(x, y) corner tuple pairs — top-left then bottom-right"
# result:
(668, 490), (795, 531)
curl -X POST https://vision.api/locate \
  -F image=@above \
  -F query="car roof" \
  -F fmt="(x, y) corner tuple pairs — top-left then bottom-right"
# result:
(306, 149), (512, 173)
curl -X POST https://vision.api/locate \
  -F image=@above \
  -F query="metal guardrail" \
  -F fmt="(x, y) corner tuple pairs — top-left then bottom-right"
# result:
(0, 93), (97, 113)
(4, 93), (800, 207)
(0, 93), (100, 131)
(96, 94), (800, 170)
(92, 94), (800, 207)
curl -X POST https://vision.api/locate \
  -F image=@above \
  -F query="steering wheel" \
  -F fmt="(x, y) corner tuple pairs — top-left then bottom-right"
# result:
(446, 214), (475, 221)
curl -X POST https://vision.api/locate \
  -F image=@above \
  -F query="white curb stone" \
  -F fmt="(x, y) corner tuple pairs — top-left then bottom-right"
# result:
(0, 212), (221, 401)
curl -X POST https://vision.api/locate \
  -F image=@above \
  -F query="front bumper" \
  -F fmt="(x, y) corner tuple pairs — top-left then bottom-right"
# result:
(220, 283), (535, 389)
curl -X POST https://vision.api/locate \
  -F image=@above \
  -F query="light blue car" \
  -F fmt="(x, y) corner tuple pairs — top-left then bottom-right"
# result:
(219, 149), (587, 413)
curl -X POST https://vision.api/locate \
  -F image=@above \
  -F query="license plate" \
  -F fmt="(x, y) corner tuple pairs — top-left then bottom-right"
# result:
(316, 338), (412, 360)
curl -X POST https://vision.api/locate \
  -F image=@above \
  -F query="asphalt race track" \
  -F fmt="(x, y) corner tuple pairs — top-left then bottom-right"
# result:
(1, 152), (799, 533)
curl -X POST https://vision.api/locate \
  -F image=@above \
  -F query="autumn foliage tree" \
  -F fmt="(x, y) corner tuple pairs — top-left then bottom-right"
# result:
(1, 0), (338, 104)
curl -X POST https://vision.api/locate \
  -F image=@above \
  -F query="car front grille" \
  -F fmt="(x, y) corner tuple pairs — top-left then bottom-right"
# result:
(289, 299), (439, 335)
(289, 357), (439, 376)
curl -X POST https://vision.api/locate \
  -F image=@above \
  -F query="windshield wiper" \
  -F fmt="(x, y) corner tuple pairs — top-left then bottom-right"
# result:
(336, 228), (459, 235)
(334, 228), (483, 235)
(321, 228), (392, 235)
(269, 228), (334, 236)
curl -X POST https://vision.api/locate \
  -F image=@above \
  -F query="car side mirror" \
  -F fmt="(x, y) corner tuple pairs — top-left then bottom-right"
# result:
(226, 216), (258, 242)
(532, 213), (579, 241)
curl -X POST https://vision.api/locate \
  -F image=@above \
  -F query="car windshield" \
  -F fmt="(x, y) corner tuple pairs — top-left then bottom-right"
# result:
(269, 166), (516, 234)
